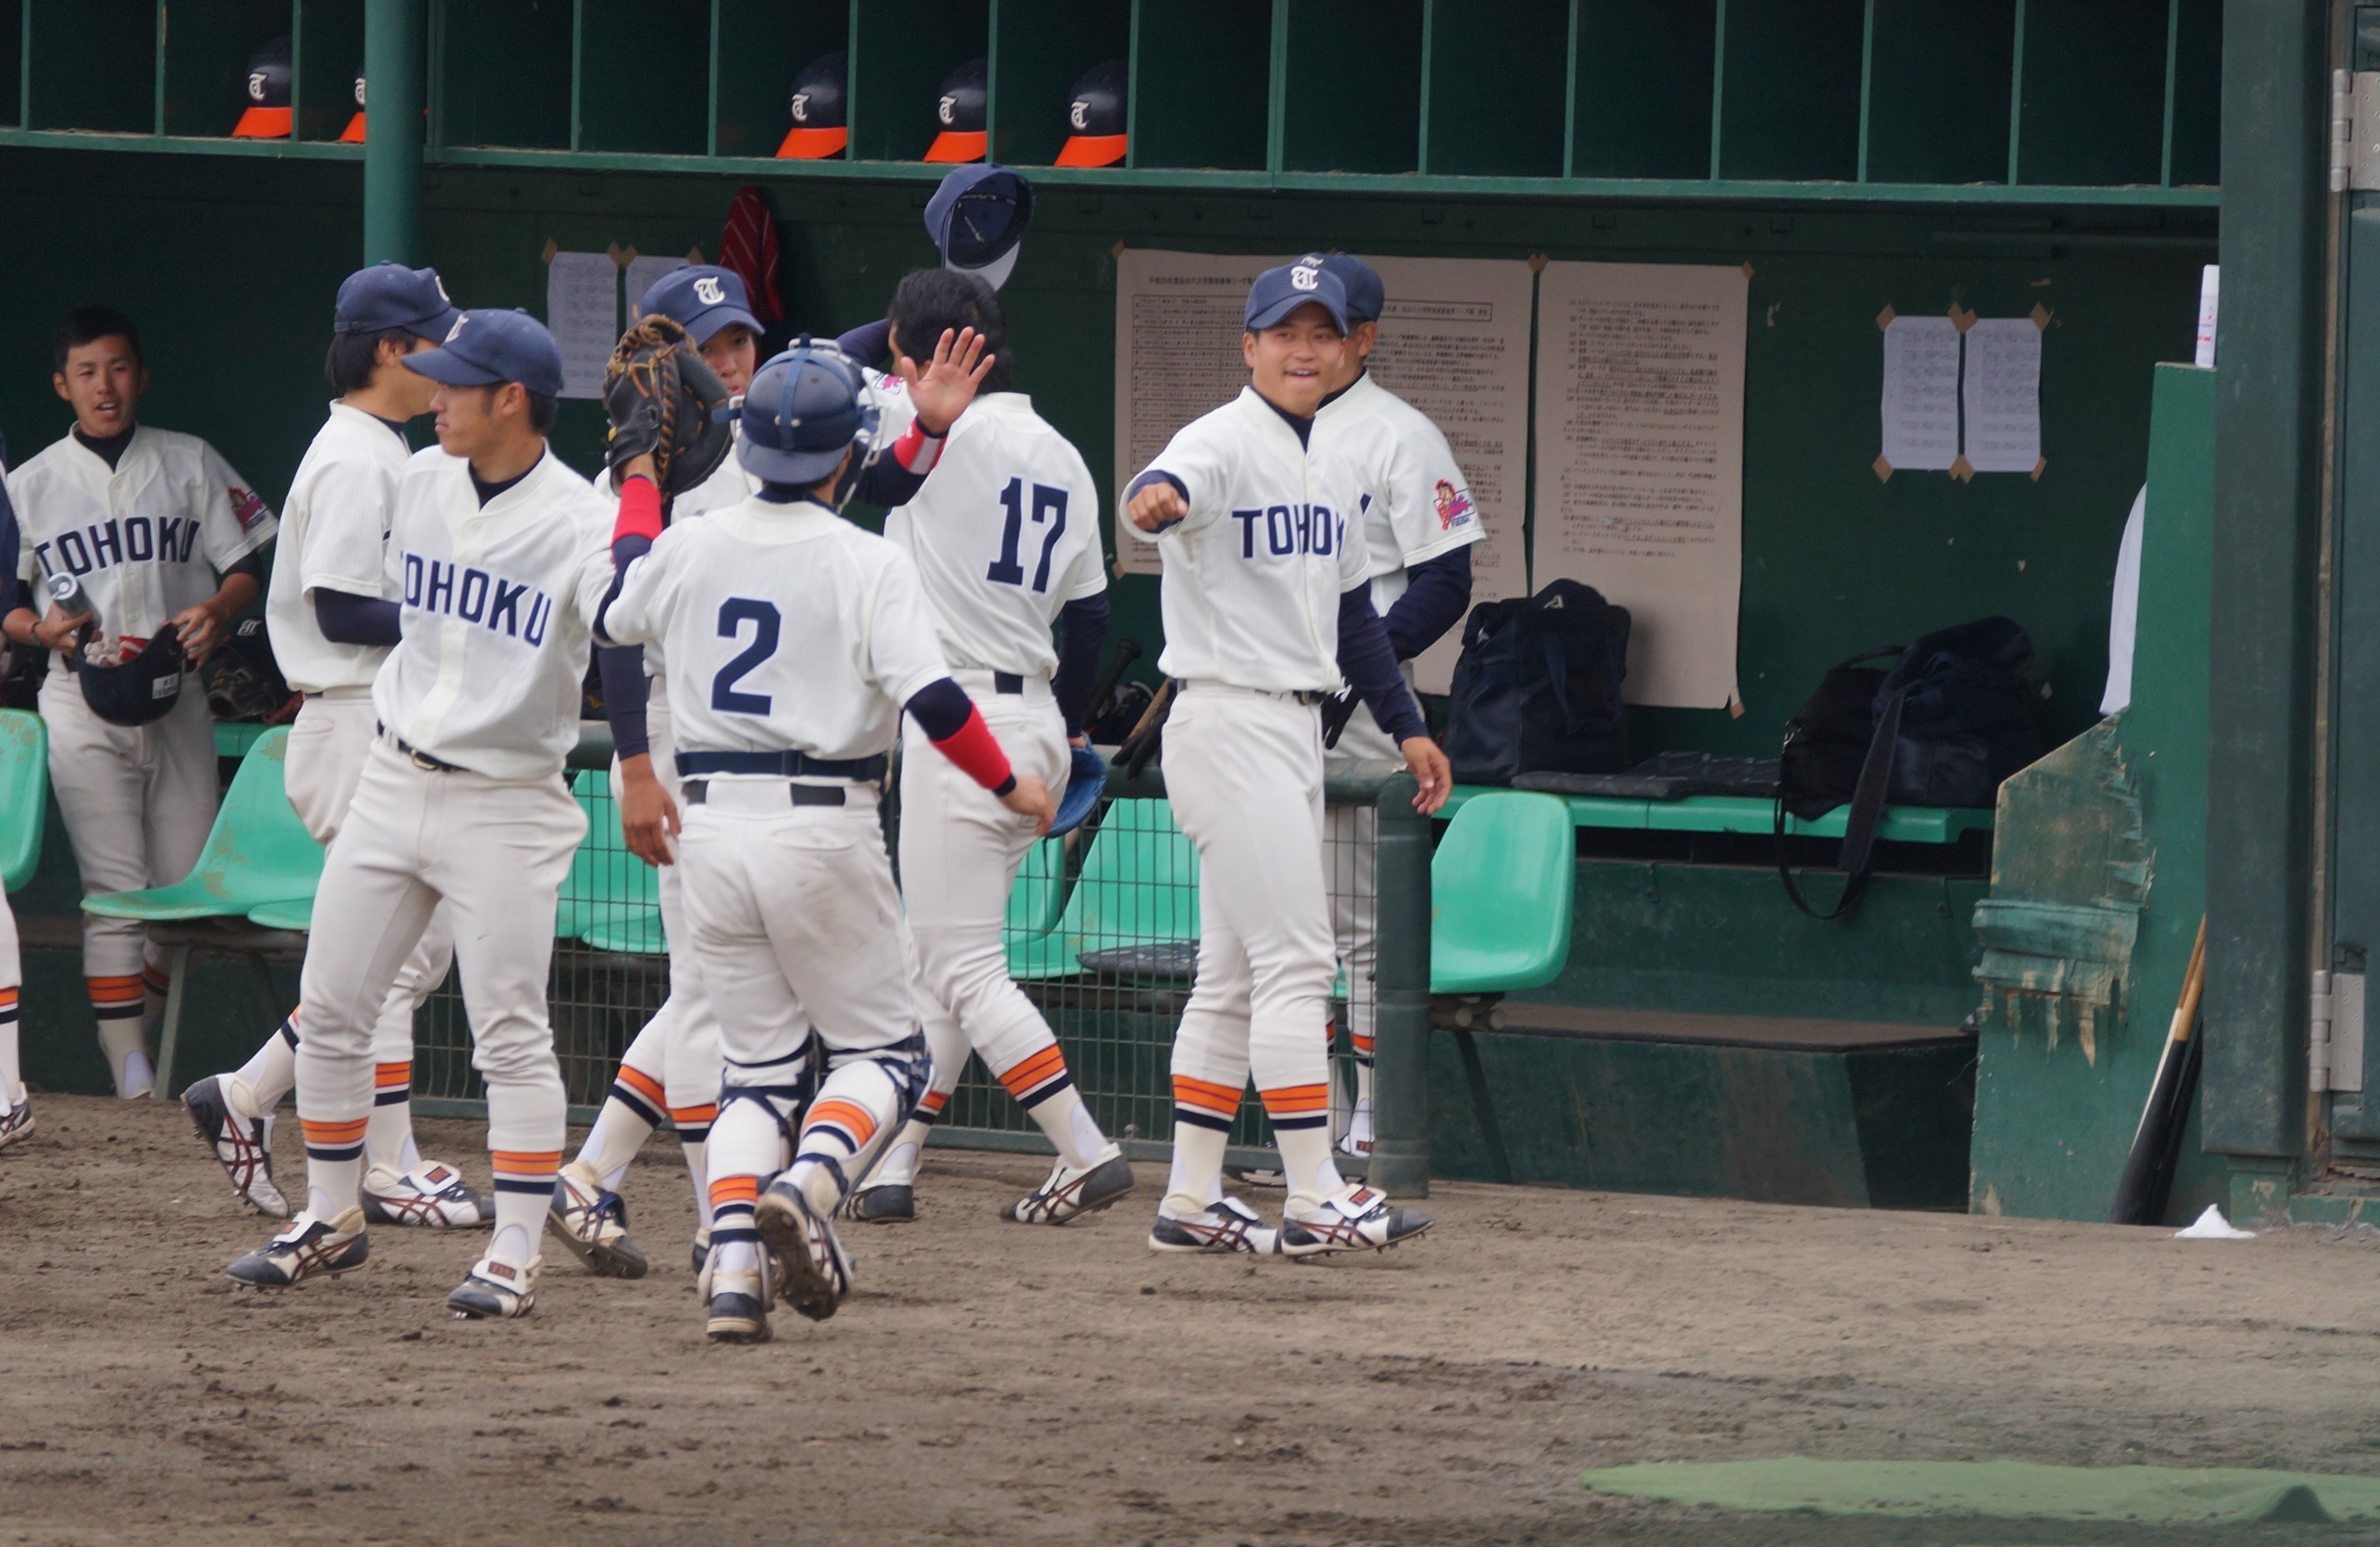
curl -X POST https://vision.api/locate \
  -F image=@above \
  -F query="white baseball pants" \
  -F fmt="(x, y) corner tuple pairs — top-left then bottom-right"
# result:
(293, 739), (584, 1208)
(604, 681), (720, 1125)
(1324, 699), (1398, 1095)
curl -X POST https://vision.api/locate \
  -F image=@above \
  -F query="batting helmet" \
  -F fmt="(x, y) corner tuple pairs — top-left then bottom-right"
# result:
(780, 51), (849, 160)
(1049, 743), (1109, 836)
(75, 631), (186, 727)
(204, 616), (298, 724)
(1056, 59), (1127, 167)
(735, 341), (881, 501)
(234, 36), (293, 138)
(925, 56), (988, 163)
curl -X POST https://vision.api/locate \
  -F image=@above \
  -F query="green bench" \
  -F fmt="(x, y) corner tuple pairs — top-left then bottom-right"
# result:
(1433, 785), (1993, 844)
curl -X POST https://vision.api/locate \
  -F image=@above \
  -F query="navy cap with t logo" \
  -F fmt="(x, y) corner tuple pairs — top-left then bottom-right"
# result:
(1309, 252), (1384, 324)
(403, 308), (564, 398)
(638, 264), (763, 345)
(1245, 260), (1349, 332)
(334, 262), (460, 339)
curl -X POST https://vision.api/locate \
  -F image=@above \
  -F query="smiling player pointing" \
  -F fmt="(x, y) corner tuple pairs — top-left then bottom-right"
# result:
(1122, 261), (1447, 1257)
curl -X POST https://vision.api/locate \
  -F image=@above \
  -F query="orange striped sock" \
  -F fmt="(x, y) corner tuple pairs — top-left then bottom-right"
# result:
(87, 973), (144, 1023)
(1258, 1082), (1331, 1133)
(668, 1103), (716, 1142)
(490, 1149), (562, 1198)
(373, 1061), (412, 1107)
(301, 1114), (369, 1161)
(1172, 1074), (1242, 1134)
(995, 1044), (1073, 1110)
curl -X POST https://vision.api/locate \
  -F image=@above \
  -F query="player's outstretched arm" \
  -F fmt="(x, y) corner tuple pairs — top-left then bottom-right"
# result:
(1122, 473), (1188, 532)
(893, 325), (993, 435)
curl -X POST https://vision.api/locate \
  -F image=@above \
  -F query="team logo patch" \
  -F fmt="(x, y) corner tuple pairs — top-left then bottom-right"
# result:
(1070, 100), (1091, 131)
(247, 72), (269, 103)
(1290, 265), (1319, 292)
(1432, 480), (1475, 531)
(230, 487), (271, 533)
(433, 272), (449, 302)
(694, 276), (725, 305)
(354, 75), (367, 108)
(445, 314), (468, 342)
(792, 92), (812, 122)
(938, 93), (959, 126)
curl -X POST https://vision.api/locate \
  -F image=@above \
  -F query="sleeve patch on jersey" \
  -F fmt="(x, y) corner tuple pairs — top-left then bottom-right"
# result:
(230, 486), (272, 533)
(1432, 481), (1475, 531)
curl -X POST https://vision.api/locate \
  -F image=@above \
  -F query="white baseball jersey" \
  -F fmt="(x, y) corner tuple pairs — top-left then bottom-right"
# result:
(638, 445), (759, 685)
(266, 402), (410, 693)
(1312, 371), (1484, 618)
(1127, 386), (1365, 693)
(600, 496), (950, 768)
(883, 392), (1105, 677)
(6, 425), (277, 660)
(372, 447), (614, 781)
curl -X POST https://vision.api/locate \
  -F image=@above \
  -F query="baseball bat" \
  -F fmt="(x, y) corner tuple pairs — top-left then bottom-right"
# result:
(2107, 914), (2209, 1226)
(1115, 678), (1178, 778)
(1085, 638), (1143, 732)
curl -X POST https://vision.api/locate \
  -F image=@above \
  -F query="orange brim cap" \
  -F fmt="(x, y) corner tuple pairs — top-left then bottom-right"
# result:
(776, 125), (849, 159)
(339, 111), (366, 143)
(924, 130), (988, 163)
(1054, 133), (1126, 168)
(232, 106), (292, 139)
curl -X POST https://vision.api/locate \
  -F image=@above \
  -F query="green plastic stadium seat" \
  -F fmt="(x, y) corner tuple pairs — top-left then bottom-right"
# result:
(556, 770), (662, 945)
(0, 708), (48, 894)
(1430, 791), (1573, 995)
(84, 727), (322, 924)
(247, 896), (312, 932)
(1005, 838), (1068, 938)
(1009, 799), (1200, 979)
(583, 909), (669, 955)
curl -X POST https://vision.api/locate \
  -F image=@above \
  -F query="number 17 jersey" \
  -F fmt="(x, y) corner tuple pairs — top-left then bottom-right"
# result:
(881, 391), (1106, 678)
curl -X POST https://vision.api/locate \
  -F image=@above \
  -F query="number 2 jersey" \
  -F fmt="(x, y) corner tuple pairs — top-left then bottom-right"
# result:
(881, 390), (1105, 679)
(598, 495), (952, 770)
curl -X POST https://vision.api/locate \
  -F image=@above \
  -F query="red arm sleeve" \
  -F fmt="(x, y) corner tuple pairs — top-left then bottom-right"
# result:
(612, 475), (664, 544)
(930, 704), (1016, 795)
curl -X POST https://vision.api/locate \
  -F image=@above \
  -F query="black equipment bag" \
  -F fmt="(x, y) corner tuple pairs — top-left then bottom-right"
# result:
(1776, 616), (2045, 920)
(1445, 579), (1631, 787)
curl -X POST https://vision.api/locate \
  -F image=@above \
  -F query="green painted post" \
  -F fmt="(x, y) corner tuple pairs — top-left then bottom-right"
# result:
(2204, 1), (2327, 1167)
(1368, 770), (1432, 1199)
(363, 0), (426, 267)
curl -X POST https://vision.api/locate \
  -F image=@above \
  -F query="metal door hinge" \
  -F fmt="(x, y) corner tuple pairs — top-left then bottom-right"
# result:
(2344, 70), (2380, 191)
(2315, 969), (2368, 1091)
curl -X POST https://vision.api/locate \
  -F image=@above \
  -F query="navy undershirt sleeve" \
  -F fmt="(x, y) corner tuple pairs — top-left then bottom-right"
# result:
(854, 456), (929, 508)
(224, 550), (265, 584)
(905, 676), (974, 741)
(1383, 547), (1472, 663)
(1051, 594), (1110, 736)
(835, 318), (893, 365)
(1337, 587), (1426, 744)
(313, 588), (402, 647)
(593, 533), (653, 643)
(597, 646), (651, 761)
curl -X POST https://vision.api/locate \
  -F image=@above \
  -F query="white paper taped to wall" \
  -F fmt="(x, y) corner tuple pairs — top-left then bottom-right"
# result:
(624, 254), (688, 321)
(545, 251), (621, 400)
(1880, 315), (1962, 473)
(1531, 261), (1746, 710)
(1962, 318), (2044, 474)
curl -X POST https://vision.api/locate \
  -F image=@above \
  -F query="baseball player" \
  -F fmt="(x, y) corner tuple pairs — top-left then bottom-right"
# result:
(1308, 252), (1481, 1156)
(844, 269), (1130, 1226)
(1, 306), (278, 1099)
(226, 309), (617, 1321)
(181, 263), (487, 1231)
(597, 334), (1048, 1340)
(1121, 261), (1447, 1256)
(0, 469), (26, 1151)
(549, 265), (765, 1280)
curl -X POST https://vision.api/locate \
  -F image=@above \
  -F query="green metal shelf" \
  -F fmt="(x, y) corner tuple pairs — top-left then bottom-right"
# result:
(0, 128), (362, 160)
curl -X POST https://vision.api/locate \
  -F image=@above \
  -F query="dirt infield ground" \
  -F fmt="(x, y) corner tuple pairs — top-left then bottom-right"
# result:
(8, 1096), (2380, 1545)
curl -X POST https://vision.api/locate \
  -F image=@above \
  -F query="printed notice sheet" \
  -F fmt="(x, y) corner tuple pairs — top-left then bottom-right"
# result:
(546, 251), (621, 400)
(624, 255), (688, 321)
(1879, 315), (1962, 474)
(1531, 261), (1747, 710)
(1962, 318), (2044, 474)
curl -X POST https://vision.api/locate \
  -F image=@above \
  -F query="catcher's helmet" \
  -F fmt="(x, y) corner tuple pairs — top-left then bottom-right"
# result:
(780, 51), (849, 159)
(204, 616), (297, 723)
(736, 341), (880, 496)
(234, 35), (293, 137)
(1056, 59), (1127, 167)
(1049, 743), (1109, 836)
(75, 631), (186, 727)
(925, 57), (988, 162)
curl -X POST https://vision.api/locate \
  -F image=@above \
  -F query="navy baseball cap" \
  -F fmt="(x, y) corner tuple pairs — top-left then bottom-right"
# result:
(1311, 252), (1384, 323)
(925, 164), (1034, 289)
(403, 308), (564, 397)
(334, 262), (460, 339)
(1245, 260), (1349, 332)
(639, 265), (763, 345)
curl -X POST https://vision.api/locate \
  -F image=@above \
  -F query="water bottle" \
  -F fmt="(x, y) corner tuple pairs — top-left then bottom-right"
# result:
(45, 571), (93, 623)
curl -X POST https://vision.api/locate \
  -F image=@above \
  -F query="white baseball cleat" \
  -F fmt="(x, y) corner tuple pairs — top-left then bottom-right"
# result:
(543, 1160), (649, 1278)
(362, 1161), (490, 1229)
(754, 1178), (852, 1323)
(1278, 1185), (1430, 1259)
(225, 1206), (370, 1286)
(698, 1245), (773, 1343)
(1337, 1096), (1375, 1158)
(1002, 1151), (1136, 1225)
(447, 1254), (540, 1319)
(183, 1074), (287, 1217)
(0, 1095), (33, 1154)
(1147, 1194), (1279, 1255)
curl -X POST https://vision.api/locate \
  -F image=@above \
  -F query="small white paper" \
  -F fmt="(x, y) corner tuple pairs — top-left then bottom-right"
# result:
(546, 251), (621, 400)
(625, 254), (688, 322)
(1880, 315), (1962, 472)
(1962, 318), (2043, 473)
(2194, 264), (2220, 369)
(2173, 1204), (2256, 1240)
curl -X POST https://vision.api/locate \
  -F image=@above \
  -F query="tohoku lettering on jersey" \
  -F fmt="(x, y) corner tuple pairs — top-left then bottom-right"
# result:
(1224, 501), (1344, 561)
(399, 553), (558, 647)
(34, 514), (206, 578)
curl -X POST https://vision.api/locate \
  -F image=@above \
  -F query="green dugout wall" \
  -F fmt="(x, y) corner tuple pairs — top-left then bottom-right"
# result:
(0, 0), (2324, 1222)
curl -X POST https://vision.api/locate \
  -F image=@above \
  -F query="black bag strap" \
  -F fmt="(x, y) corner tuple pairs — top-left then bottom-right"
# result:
(1778, 683), (1907, 921)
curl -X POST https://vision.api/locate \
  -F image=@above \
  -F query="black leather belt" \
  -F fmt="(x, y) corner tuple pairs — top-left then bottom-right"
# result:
(683, 780), (846, 808)
(378, 722), (466, 773)
(993, 671), (1024, 694)
(675, 749), (887, 781)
